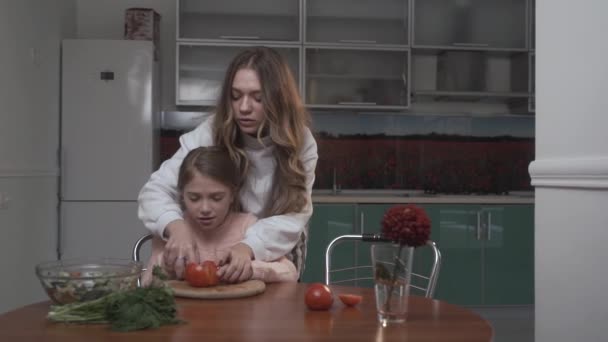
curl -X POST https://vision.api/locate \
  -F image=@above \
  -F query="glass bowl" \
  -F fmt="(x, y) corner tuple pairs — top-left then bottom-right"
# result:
(35, 258), (143, 305)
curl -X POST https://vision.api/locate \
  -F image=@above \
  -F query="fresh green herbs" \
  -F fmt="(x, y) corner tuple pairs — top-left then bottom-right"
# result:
(47, 266), (182, 332)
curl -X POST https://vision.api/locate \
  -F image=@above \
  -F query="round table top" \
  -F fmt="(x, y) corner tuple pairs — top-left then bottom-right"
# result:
(0, 282), (493, 341)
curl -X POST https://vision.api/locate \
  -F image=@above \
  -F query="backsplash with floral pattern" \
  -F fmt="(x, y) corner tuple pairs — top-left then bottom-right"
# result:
(160, 112), (534, 194)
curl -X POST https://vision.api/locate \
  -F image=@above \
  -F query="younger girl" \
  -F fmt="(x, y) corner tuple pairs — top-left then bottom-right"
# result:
(142, 146), (298, 286)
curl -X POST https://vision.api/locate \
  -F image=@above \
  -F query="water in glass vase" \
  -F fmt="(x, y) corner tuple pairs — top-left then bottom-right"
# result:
(375, 280), (409, 326)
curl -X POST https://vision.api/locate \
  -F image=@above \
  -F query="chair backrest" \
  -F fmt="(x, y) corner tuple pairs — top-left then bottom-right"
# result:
(132, 233), (153, 263)
(324, 234), (441, 298)
(132, 234), (153, 287)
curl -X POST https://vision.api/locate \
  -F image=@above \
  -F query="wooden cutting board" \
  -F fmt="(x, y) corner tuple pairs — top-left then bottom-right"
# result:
(167, 280), (266, 299)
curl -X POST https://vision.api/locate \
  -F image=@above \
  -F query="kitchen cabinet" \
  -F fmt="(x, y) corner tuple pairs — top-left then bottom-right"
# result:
(301, 204), (357, 284)
(529, 0), (535, 51)
(529, 52), (535, 112)
(410, 0), (531, 111)
(412, 0), (527, 49)
(174, 0), (533, 113)
(433, 204), (534, 306)
(528, 0), (535, 112)
(176, 43), (300, 106)
(177, 0), (300, 42)
(305, 201), (534, 305)
(305, 0), (409, 46)
(305, 47), (410, 109)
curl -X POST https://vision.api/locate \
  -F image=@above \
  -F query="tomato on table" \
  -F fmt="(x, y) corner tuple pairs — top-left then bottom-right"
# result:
(185, 261), (219, 287)
(305, 283), (334, 310)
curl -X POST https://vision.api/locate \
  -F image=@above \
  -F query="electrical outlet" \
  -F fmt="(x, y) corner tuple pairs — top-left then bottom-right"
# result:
(0, 192), (10, 209)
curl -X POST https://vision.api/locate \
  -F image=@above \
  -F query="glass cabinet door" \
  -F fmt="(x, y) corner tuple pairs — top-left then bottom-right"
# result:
(305, 47), (409, 109)
(306, 0), (409, 46)
(177, 44), (300, 106)
(413, 0), (527, 49)
(178, 0), (300, 42)
(529, 52), (535, 112)
(529, 0), (535, 50)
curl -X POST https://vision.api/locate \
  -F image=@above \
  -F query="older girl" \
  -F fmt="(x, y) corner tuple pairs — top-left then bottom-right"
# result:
(138, 47), (317, 282)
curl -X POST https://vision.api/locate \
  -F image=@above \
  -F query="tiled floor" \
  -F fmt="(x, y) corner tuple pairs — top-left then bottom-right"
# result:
(470, 306), (534, 342)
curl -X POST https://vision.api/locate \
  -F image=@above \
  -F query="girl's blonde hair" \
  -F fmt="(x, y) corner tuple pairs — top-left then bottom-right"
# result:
(212, 47), (310, 217)
(177, 146), (241, 212)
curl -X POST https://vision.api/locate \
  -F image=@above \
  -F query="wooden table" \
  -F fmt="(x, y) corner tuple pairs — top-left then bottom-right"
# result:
(0, 283), (493, 341)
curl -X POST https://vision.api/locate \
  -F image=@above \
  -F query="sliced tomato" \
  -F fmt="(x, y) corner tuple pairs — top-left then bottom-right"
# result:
(185, 261), (219, 287)
(338, 294), (363, 307)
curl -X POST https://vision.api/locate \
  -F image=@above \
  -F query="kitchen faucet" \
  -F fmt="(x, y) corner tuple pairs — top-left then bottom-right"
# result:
(332, 167), (341, 195)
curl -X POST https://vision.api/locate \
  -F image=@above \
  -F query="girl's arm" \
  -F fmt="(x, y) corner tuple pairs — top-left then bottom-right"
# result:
(137, 116), (214, 238)
(241, 129), (318, 262)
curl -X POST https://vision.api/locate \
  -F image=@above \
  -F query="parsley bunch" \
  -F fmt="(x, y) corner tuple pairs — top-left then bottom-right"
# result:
(47, 266), (182, 332)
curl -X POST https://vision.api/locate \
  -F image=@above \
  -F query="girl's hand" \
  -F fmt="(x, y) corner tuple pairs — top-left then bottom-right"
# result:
(218, 243), (254, 283)
(163, 220), (199, 279)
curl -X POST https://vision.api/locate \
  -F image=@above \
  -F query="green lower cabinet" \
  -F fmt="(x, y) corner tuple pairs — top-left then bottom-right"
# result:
(434, 204), (535, 306)
(301, 204), (357, 284)
(432, 205), (484, 305)
(483, 205), (534, 305)
(305, 202), (534, 307)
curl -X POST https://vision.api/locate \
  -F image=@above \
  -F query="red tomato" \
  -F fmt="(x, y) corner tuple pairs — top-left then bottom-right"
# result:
(185, 261), (219, 287)
(305, 283), (334, 310)
(338, 294), (363, 307)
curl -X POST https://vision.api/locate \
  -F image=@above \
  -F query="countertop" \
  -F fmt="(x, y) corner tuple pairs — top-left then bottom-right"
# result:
(312, 190), (535, 204)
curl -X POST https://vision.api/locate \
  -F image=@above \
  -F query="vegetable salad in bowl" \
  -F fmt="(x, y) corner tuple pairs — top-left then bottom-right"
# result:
(35, 258), (143, 305)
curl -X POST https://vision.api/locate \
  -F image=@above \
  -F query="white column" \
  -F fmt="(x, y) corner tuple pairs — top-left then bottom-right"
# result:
(530, 1), (608, 341)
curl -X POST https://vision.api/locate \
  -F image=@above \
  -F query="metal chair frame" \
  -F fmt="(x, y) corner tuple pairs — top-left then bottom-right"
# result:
(132, 233), (153, 263)
(132, 234), (153, 287)
(324, 234), (442, 298)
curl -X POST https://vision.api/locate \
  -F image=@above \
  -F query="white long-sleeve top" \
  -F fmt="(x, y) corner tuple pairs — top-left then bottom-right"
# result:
(137, 115), (318, 264)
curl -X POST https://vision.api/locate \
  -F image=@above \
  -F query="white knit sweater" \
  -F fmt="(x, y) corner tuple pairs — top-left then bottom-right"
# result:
(137, 115), (318, 265)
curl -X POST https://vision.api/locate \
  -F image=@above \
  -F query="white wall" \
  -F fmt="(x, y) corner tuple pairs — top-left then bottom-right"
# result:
(530, 1), (608, 341)
(0, 0), (76, 313)
(75, 0), (176, 111)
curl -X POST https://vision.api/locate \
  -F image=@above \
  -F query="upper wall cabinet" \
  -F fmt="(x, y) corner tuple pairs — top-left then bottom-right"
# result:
(413, 0), (528, 50)
(529, 0), (535, 50)
(305, 47), (410, 109)
(305, 0), (409, 46)
(178, 0), (301, 43)
(175, 0), (533, 113)
(177, 43), (300, 106)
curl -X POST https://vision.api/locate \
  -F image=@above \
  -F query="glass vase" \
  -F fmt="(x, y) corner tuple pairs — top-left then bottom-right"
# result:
(371, 243), (414, 326)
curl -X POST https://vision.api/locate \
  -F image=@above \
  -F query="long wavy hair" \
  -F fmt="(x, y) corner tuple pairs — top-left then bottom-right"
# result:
(212, 47), (310, 217)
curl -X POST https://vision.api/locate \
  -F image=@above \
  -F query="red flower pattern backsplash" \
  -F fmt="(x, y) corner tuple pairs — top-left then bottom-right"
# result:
(159, 113), (534, 194)
(314, 134), (534, 193)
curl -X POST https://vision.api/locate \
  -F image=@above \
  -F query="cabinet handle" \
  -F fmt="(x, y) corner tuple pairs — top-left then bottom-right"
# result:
(452, 42), (490, 47)
(219, 35), (260, 40)
(338, 101), (377, 106)
(487, 212), (492, 241)
(339, 39), (377, 44)
(476, 211), (482, 240)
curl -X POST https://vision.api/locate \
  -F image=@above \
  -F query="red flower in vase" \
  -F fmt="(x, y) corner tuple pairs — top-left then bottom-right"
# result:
(381, 204), (431, 247)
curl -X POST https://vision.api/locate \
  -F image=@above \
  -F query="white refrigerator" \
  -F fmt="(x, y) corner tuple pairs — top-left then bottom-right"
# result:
(60, 39), (159, 260)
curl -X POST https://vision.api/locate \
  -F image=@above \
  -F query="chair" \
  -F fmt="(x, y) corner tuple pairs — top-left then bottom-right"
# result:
(324, 234), (441, 298)
(132, 233), (153, 263)
(132, 234), (153, 287)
